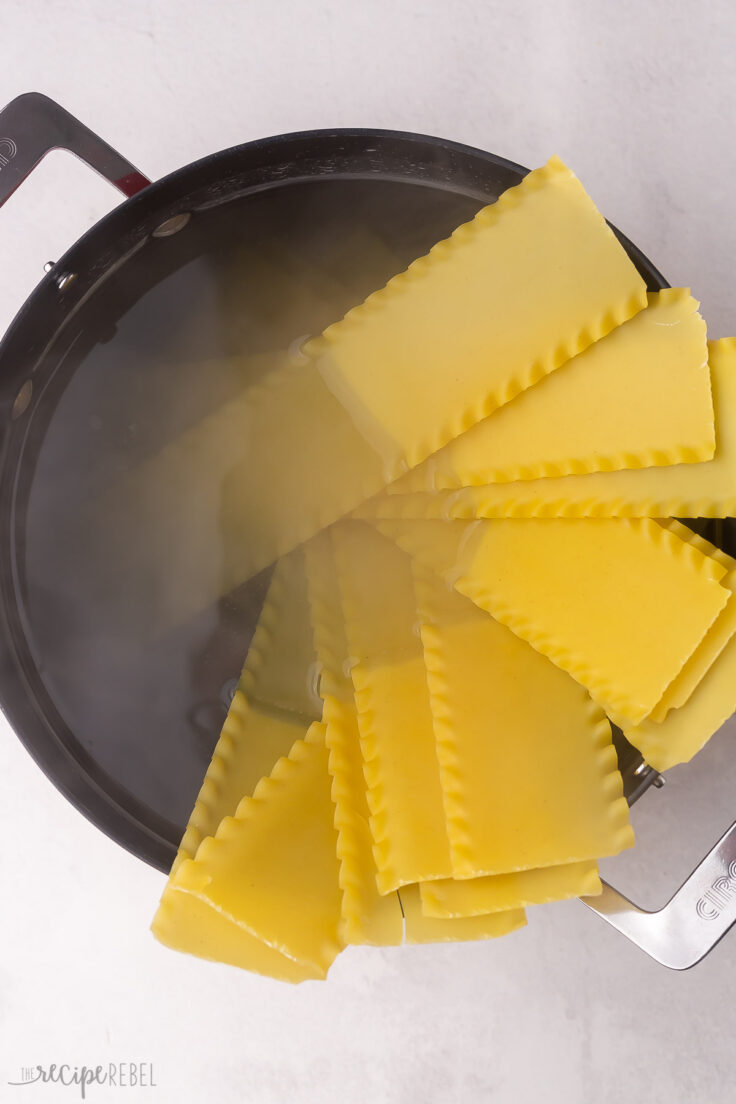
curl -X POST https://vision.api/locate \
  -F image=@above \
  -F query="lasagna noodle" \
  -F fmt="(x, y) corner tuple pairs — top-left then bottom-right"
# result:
(363, 339), (736, 521)
(152, 890), (326, 983)
(419, 861), (602, 919)
(413, 566), (633, 879)
(377, 516), (729, 725)
(331, 520), (455, 893)
(647, 521), (736, 722)
(153, 550), (327, 981)
(623, 633), (736, 773)
(304, 530), (404, 945)
(160, 723), (344, 979)
(391, 289), (711, 492)
(399, 884), (526, 943)
(172, 547), (321, 876)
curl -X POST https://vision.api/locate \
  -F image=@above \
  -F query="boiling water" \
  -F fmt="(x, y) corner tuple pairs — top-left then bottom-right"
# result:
(17, 178), (482, 847)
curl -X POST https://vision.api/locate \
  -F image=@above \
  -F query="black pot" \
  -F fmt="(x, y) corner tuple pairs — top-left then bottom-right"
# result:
(0, 92), (709, 873)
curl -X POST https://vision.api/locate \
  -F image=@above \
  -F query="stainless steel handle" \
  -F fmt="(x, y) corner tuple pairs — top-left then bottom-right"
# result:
(582, 820), (736, 969)
(0, 92), (150, 208)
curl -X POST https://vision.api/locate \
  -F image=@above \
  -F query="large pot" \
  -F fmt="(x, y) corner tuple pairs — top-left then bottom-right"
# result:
(0, 92), (732, 968)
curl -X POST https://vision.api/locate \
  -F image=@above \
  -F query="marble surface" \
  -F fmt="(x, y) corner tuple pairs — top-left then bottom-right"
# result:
(1, 2), (735, 1101)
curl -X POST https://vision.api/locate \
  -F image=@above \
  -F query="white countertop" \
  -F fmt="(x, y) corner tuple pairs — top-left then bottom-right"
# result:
(1, 2), (735, 1101)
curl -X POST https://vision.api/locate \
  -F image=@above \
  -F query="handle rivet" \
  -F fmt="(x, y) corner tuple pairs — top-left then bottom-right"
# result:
(219, 677), (238, 707)
(43, 261), (55, 273)
(152, 213), (191, 238)
(55, 271), (77, 292)
(11, 379), (32, 420)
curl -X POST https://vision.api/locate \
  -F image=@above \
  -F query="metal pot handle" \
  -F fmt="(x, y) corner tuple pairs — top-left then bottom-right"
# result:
(0, 92), (150, 209)
(582, 820), (736, 969)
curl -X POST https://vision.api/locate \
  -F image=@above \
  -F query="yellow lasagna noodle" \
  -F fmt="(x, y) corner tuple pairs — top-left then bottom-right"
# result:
(304, 530), (404, 945)
(162, 723), (344, 979)
(414, 566), (633, 879)
(171, 548), (321, 876)
(648, 521), (736, 722)
(419, 861), (602, 919)
(151, 888), (323, 983)
(331, 520), (454, 893)
(378, 517), (729, 725)
(399, 884), (526, 943)
(153, 553), (333, 981)
(391, 289), (711, 492)
(363, 339), (736, 521)
(624, 631), (736, 772)
(306, 156), (646, 476)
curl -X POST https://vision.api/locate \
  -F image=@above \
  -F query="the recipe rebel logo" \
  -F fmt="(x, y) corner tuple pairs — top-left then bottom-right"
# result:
(7, 1062), (156, 1098)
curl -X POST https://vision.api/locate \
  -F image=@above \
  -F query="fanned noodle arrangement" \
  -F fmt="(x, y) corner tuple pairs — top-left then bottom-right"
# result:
(151, 155), (736, 981)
